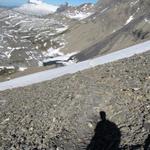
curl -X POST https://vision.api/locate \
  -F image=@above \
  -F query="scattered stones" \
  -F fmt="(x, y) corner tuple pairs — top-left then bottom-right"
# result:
(0, 51), (150, 149)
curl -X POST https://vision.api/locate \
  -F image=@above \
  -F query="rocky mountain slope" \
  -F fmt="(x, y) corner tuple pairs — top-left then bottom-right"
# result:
(1, 0), (150, 76)
(0, 50), (150, 149)
(15, 0), (58, 16)
(62, 0), (150, 61)
(0, 3), (94, 76)
(0, 1), (150, 149)
(57, 3), (94, 20)
(0, 8), (71, 67)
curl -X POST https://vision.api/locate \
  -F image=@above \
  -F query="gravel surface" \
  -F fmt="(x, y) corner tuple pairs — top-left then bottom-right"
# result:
(0, 51), (150, 149)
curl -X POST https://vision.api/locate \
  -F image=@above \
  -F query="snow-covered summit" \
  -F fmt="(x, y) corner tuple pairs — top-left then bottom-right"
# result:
(28, 0), (42, 5)
(15, 0), (58, 16)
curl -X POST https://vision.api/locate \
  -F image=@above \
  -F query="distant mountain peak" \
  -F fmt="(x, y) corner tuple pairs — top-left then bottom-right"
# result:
(15, 0), (58, 16)
(28, 0), (42, 5)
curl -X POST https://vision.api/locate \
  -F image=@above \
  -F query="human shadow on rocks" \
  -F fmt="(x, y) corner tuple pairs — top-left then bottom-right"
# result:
(144, 134), (150, 150)
(86, 111), (121, 150)
(144, 123), (150, 150)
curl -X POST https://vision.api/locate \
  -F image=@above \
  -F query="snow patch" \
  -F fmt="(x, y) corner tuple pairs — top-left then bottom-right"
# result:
(5, 48), (15, 58)
(42, 45), (77, 66)
(18, 67), (27, 72)
(0, 66), (15, 70)
(56, 26), (68, 33)
(125, 16), (134, 25)
(44, 42), (47, 47)
(43, 52), (77, 64)
(145, 18), (150, 23)
(130, 0), (139, 7)
(101, 7), (109, 13)
(42, 47), (64, 58)
(66, 12), (93, 20)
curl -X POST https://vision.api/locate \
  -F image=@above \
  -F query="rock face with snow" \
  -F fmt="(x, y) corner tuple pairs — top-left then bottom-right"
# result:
(61, 0), (150, 61)
(57, 3), (94, 20)
(0, 8), (72, 73)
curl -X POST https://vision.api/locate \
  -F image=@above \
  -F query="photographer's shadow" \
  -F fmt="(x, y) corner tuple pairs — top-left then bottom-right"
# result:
(87, 111), (121, 150)
(144, 134), (150, 150)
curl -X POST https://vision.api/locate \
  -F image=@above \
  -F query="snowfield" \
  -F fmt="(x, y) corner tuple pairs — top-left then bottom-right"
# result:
(0, 41), (150, 91)
(66, 12), (94, 20)
(125, 16), (134, 25)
